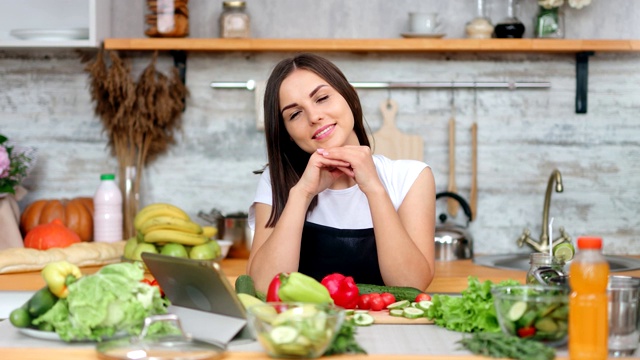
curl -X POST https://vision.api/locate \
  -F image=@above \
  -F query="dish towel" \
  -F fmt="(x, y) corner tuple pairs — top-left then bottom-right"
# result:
(254, 80), (266, 131)
(0, 186), (26, 250)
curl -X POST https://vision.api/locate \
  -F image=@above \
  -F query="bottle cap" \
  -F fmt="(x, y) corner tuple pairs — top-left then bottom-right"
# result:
(100, 174), (116, 181)
(577, 236), (602, 250)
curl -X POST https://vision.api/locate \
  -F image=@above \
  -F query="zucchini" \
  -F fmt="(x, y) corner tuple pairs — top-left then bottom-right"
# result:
(356, 283), (423, 302)
(235, 274), (257, 297)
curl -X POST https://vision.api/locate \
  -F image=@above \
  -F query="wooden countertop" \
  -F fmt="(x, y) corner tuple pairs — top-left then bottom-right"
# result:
(4, 257), (640, 293)
(3, 257), (637, 360)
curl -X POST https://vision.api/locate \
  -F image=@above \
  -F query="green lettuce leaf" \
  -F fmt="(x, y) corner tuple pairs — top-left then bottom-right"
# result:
(426, 276), (520, 333)
(34, 262), (170, 342)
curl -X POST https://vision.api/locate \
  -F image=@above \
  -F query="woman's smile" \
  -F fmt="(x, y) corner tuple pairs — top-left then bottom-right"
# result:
(312, 124), (336, 140)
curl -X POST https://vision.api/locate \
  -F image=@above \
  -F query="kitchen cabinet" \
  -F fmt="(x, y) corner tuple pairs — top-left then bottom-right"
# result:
(0, 0), (111, 48)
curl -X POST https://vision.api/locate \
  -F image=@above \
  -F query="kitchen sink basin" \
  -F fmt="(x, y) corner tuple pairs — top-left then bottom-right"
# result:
(473, 253), (640, 272)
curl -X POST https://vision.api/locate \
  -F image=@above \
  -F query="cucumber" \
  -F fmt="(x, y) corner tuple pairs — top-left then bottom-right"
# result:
(353, 313), (375, 326)
(389, 309), (405, 317)
(508, 301), (527, 322)
(28, 286), (57, 318)
(416, 300), (433, 311)
(386, 300), (410, 310)
(403, 307), (424, 319)
(356, 283), (423, 302)
(269, 325), (299, 344)
(235, 274), (257, 297)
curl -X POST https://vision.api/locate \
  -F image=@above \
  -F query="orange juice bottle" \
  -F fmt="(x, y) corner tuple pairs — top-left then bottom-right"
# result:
(569, 236), (609, 360)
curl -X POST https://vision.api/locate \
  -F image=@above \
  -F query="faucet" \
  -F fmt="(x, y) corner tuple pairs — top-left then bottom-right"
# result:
(517, 169), (572, 253)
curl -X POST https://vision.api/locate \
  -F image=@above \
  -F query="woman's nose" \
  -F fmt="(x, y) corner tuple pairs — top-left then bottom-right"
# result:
(307, 107), (323, 124)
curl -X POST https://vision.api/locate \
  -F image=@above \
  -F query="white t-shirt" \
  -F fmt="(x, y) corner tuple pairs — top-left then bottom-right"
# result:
(249, 155), (429, 230)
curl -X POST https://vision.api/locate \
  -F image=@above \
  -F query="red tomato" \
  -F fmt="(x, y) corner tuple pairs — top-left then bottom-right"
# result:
(415, 293), (432, 302)
(358, 294), (372, 310)
(380, 292), (396, 307)
(369, 293), (385, 311)
(517, 326), (536, 338)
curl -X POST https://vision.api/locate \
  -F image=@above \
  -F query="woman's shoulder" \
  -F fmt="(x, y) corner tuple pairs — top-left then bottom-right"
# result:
(372, 154), (429, 172)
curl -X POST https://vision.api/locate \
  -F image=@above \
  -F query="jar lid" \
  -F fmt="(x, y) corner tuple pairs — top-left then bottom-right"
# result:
(101, 174), (116, 180)
(96, 314), (225, 360)
(223, 1), (246, 8)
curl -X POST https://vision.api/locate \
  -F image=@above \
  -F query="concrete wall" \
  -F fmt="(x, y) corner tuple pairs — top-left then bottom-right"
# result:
(1, 0), (639, 255)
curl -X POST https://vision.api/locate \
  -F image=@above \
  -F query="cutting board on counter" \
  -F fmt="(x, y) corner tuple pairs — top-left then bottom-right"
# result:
(369, 99), (424, 162)
(368, 311), (434, 324)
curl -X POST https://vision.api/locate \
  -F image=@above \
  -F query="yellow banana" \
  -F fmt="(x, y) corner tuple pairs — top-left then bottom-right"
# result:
(134, 203), (190, 230)
(139, 216), (203, 235)
(202, 226), (218, 238)
(144, 229), (209, 246)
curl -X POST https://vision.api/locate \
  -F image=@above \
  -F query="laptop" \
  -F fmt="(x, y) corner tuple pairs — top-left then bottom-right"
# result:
(141, 252), (255, 347)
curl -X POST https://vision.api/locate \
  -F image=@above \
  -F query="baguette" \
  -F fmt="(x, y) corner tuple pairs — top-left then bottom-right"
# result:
(0, 241), (126, 274)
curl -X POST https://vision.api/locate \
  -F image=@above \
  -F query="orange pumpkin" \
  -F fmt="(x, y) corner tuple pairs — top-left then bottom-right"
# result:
(20, 197), (95, 242)
(23, 218), (82, 250)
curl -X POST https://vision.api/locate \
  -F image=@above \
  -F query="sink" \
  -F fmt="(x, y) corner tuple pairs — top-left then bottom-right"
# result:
(473, 253), (640, 272)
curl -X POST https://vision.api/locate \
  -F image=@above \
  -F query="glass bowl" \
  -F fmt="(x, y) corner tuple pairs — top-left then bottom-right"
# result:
(245, 302), (345, 358)
(492, 285), (569, 346)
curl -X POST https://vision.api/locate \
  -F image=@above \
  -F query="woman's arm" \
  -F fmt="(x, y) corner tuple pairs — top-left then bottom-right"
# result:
(368, 167), (436, 290)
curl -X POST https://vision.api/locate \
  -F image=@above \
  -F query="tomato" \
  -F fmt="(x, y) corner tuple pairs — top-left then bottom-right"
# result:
(369, 293), (385, 311)
(141, 278), (152, 285)
(517, 326), (536, 338)
(415, 293), (432, 302)
(380, 292), (396, 307)
(150, 278), (165, 297)
(358, 294), (372, 310)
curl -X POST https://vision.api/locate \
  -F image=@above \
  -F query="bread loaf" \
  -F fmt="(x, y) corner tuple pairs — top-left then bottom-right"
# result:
(0, 241), (125, 274)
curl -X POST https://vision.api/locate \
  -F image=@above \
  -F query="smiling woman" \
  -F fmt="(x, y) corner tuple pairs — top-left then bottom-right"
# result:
(245, 53), (437, 293)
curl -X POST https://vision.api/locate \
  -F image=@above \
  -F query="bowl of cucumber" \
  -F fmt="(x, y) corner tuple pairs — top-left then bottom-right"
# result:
(492, 285), (569, 346)
(245, 302), (345, 358)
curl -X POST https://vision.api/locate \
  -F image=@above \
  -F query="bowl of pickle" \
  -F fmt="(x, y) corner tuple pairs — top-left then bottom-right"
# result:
(492, 285), (569, 346)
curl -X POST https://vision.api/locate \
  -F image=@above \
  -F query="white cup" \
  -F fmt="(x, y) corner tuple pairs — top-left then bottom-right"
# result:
(409, 12), (441, 34)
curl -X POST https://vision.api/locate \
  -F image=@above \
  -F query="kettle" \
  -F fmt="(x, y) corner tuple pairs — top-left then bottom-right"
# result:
(435, 192), (474, 261)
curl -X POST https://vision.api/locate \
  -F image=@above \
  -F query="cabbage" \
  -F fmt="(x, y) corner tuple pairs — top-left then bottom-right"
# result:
(34, 262), (170, 342)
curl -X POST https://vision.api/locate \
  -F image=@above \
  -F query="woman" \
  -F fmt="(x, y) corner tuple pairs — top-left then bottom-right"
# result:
(247, 53), (436, 293)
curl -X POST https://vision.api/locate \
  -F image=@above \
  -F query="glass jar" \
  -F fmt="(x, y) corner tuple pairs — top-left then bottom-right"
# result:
(494, 0), (525, 38)
(144, 0), (189, 38)
(465, 0), (494, 39)
(535, 5), (564, 38)
(220, 1), (250, 38)
(526, 252), (565, 285)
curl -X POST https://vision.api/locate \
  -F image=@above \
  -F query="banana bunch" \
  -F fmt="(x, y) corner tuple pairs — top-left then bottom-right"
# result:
(134, 203), (207, 246)
(126, 203), (221, 261)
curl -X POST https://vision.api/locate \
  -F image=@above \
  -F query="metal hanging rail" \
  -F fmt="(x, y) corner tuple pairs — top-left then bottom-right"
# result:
(210, 80), (551, 90)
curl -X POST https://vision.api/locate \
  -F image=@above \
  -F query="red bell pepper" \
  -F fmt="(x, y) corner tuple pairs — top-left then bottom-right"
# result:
(321, 273), (360, 309)
(267, 273), (283, 302)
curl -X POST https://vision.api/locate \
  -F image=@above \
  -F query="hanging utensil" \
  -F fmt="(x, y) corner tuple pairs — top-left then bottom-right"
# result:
(447, 89), (458, 216)
(470, 87), (478, 220)
(370, 99), (424, 161)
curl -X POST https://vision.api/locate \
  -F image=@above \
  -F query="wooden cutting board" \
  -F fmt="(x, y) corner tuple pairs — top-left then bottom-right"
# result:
(369, 99), (424, 161)
(369, 310), (434, 324)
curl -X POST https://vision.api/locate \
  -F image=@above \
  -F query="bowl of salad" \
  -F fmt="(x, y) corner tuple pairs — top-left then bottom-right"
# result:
(492, 285), (569, 346)
(245, 302), (345, 358)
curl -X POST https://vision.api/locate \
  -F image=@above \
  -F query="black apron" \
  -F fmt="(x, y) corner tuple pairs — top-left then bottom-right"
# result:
(298, 221), (384, 285)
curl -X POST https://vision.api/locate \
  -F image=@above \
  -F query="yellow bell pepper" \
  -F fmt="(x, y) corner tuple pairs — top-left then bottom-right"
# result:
(41, 261), (83, 299)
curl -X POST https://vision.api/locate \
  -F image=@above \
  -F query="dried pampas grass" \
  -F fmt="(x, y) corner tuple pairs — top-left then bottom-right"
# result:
(85, 49), (189, 238)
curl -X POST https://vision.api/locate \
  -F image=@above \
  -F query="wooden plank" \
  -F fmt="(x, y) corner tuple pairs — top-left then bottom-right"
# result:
(103, 38), (640, 53)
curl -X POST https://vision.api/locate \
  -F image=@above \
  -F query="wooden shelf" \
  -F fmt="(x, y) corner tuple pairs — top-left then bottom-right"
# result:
(103, 38), (640, 52)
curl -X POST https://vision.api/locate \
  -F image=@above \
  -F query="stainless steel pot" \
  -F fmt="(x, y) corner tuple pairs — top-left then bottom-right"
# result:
(198, 209), (253, 259)
(435, 192), (474, 261)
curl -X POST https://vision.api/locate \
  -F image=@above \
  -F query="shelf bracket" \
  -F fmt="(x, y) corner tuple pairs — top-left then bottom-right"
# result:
(575, 51), (594, 114)
(170, 50), (187, 111)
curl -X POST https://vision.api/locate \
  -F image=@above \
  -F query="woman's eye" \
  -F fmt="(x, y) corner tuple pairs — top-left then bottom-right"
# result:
(317, 95), (329, 103)
(289, 110), (301, 120)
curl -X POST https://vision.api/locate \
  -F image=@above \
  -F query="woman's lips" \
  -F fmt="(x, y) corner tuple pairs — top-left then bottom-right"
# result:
(312, 124), (336, 140)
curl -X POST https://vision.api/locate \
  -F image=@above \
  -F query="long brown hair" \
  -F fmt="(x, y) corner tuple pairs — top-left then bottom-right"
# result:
(263, 53), (370, 227)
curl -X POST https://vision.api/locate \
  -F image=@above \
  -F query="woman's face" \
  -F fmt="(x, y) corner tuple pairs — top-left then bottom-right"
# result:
(279, 69), (359, 153)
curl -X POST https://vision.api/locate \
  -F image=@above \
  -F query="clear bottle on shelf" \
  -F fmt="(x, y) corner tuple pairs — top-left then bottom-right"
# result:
(93, 173), (123, 243)
(219, 1), (250, 38)
(569, 236), (609, 360)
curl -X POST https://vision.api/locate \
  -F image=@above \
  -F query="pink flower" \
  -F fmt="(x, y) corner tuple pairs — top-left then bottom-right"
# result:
(0, 146), (10, 178)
